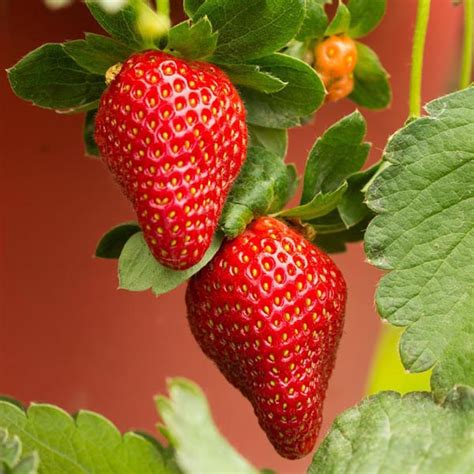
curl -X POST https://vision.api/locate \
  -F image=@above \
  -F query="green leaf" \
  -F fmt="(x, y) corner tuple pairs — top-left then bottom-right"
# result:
(183, 0), (206, 18)
(313, 217), (371, 253)
(301, 111), (370, 204)
(278, 182), (348, 220)
(338, 163), (379, 228)
(222, 64), (287, 94)
(305, 161), (379, 252)
(0, 428), (21, 468)
(239, 53), (324, 129)
(119, 232), (223, 296)
(83, 109), (100, 158)
(63, 33), (133, 76)
(0, 429), (39, 474)
(309, 387), (474, 474)
(347, 0), (387, 38)
(0, 401), (168, 473)
(95, 222), (141, 259)
(248, 125), (288, 159)
(296, 0), (329, 41)
(221, 147), (297, 237)
(156, 378), (258, 474)
(7, 44), (105, 112)
(350, 42), (391, 109)
(365, 88), (474, 401)
(167, 17), (218, 60)
(85, 0), (142, 49)
(195, 0), (305, 63)
(310, 210), (356, 235)
(325, 2), (351, 36)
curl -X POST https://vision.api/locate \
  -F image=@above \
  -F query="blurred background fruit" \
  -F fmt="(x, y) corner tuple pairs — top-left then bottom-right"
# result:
(0, 1), (462, 472)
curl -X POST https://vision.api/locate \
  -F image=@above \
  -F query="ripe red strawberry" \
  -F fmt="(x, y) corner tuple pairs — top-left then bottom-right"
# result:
(95, 51), (248, 270)
(186, 217), (347, 459)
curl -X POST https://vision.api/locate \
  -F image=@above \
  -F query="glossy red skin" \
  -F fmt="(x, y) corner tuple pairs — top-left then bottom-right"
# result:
(186, 217), (347, 459)
(95, 51), (248, 270)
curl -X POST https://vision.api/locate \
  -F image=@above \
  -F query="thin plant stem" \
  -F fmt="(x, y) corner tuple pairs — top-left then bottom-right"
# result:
(460, 0), (473, 89)
(409, 0), (431, 119)
(156, 0), (170, 17)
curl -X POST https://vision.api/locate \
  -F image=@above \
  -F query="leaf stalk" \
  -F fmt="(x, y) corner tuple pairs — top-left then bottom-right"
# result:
(460, 0), (473, 89)
(156, 0), (170, 17)
(409, 0), (431, 119)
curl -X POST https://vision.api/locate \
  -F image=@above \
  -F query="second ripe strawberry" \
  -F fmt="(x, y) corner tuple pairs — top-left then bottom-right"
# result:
(95, 51), (248, 270)
(186, 217), (347, 459)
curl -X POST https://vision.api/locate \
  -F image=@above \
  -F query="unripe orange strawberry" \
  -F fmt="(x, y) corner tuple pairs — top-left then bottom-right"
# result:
(95, 51), (248, 270)
(315, 35), (358, 77)
(186, 217), (347, 459)
(315, 35), (357, 102)
(325, 73), (355, 102)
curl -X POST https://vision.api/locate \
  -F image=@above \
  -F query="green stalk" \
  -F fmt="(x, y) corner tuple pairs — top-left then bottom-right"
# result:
(156, 0), (170, 17)
(409, 0), (431, 119)
(460, 0), (473, 89)
(133, 0), (170, 48)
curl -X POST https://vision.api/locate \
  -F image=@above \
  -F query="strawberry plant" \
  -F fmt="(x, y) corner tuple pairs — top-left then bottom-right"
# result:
(3, 0), (474, 472)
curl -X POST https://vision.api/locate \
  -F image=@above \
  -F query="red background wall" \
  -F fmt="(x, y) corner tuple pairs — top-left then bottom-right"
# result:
(0, 1), (461, 473)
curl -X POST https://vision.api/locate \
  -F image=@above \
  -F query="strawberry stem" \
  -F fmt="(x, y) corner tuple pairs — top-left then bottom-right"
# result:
(133, 0), (171, 48)
(460, 0), (473, 89)
(155, 0), (170, 18)
(409, 0), (431, 119)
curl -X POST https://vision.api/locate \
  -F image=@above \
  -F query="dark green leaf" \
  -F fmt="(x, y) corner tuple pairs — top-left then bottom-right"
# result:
(95, 222), (141, 259)
(309, 388), (474, 474)
(348, 0), (387, 38)
(84, 109), (100, 158)
(195, 0), (305, 63)
(285, 165), (299, 202)
(314, 217), (371, 253)
(239, 53), (324, 129)
(156, 379), (258, 474)
(63, 33), (133, 76)
(0, 401), (168, 473)
(183, 0), (206, 18)
(248, 125), (288, 159)
(338, 163), (379, 228)
(305, 161), (379, 249)
(119, 232), (223, 296)
(298, 112), (374, 246)
(221, 147), (297, 237)
(86, 0), (142, 49)
(167, 17), (218, 60)
(296, 0), (329, 41)
(301, 111), (370, 203)
(222, 64), (287, 94)
(325, 2), (351, 36)
(278, 182), (348, 220)
(350, 42), (391, 109)
(365, 88), (474, 400)
(7, 44), (105, 112)
(309, 210), (354, 234)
